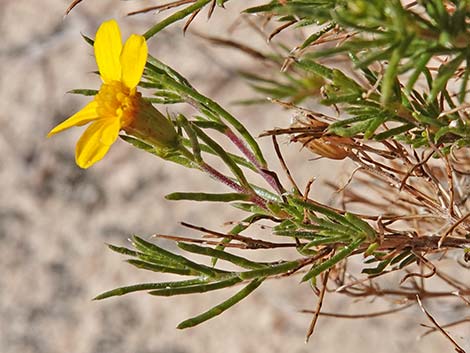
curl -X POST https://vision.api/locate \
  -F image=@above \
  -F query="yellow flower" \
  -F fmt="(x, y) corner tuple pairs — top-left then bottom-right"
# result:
(48, 19), (149, 169)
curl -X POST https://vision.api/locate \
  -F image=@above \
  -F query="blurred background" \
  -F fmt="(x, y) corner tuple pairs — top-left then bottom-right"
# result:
(0, 1), (464, 352)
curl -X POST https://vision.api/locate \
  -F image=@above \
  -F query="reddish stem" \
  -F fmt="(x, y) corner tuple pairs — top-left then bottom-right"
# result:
(201, 163), (267, 209)
(225, 129), (284, 194)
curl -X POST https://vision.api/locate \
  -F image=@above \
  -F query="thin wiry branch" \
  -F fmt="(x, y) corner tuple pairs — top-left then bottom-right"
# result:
(416, 295), (467, 353)
(306, 269), (330, 342)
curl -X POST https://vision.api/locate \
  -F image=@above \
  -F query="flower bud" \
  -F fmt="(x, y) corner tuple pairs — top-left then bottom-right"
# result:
(123, 99), (179, 150)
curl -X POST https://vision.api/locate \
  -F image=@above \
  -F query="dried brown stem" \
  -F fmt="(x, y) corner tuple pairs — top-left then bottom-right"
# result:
(272, 135), (301, 195)
(421, 318), (470, 338)
(302, 303), (414, 319)
(65, 0), (83, 14)
(192, 31), (269, 61)
(183, 8), (201, 34)
(416, 295), (467, 353)
(127, 0), (195, 16)
(268, 20), (296, 42)
(439, 212), (470, 248)
(180, 222), (298, 249)
(306, 269), (330, 342)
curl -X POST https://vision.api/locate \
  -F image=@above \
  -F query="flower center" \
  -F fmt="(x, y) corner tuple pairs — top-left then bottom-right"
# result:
(95, 81), (141, 127)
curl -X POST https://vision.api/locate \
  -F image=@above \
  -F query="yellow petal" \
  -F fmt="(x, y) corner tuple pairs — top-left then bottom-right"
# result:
(47, 101), (98, 137)
(100, 117), (122, 145)
(120, 34), (148, 89)
(94, 19), (122, 83)
(75, 119), (121, 169)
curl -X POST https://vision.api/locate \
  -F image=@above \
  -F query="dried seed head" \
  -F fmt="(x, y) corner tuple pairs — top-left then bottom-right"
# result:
(290, 116), (352, 160)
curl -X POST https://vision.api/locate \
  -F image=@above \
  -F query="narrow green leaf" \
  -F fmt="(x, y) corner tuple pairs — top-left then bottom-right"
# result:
(138, 251), (194, 268)
(357, 45), (397, 70)
(146, 56), (192, 87)
(132, 236), (223, 278)
(434, 126), (452, 143)
(364, 115), (389, 139)
(149, 277), (242, 296)
(331, 69), (363, 93)
(300, 22), (336, 49)
(399, 254), (417, 268)
(349, 53), (377, 85)
(329, 119), (374, 137)
(301, 237), (364, 282)
(81, 34), (94, 46)
(126, 259), (195, 276)
(301, 235), (350, 249)
(390, 250), (411, 265)
(177, 278), (264, 329)
(374, 124), (414, 140)
(274, 230), (320, 239)
(166, 192), (250, 202)
(239, 260), (301, 280)
(362, 258), (392, 275)
(231, 202), (268, 214)
(290, 198), (357, 231)
(309, 215), (359, 237)
(191, 124), (252, 190)
(317, 229), (353, 238)
(181, 139), (257, 172)
(381, 37), (413, 105)
(364, 243), (379, 257)
(296, 59), (334, 80)
(329, 115), (375, 130)
(178, 242), (267, 270)
(458, 57), (470, 103)
(146, 97), (184, 104)
(412, 112), (447, 127)
(405, 52), (432, 93)
(94, 279), (206, 300)
(177, 114), (202, 162)
(107, 244), (139, 257)
(250, 184), (282, 203)
(243, 3), (279, 14)
(428, 53), (465, 102)
(344, 213), (376, 240)
(120, 135), (154, 153)
(192, 120), (227, 132)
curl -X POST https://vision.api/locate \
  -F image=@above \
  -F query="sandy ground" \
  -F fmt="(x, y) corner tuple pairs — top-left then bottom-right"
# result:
(0, 1), (467, 352)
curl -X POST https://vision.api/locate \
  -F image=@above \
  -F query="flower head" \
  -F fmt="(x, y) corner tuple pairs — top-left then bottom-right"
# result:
(48, 19), (149, 168)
